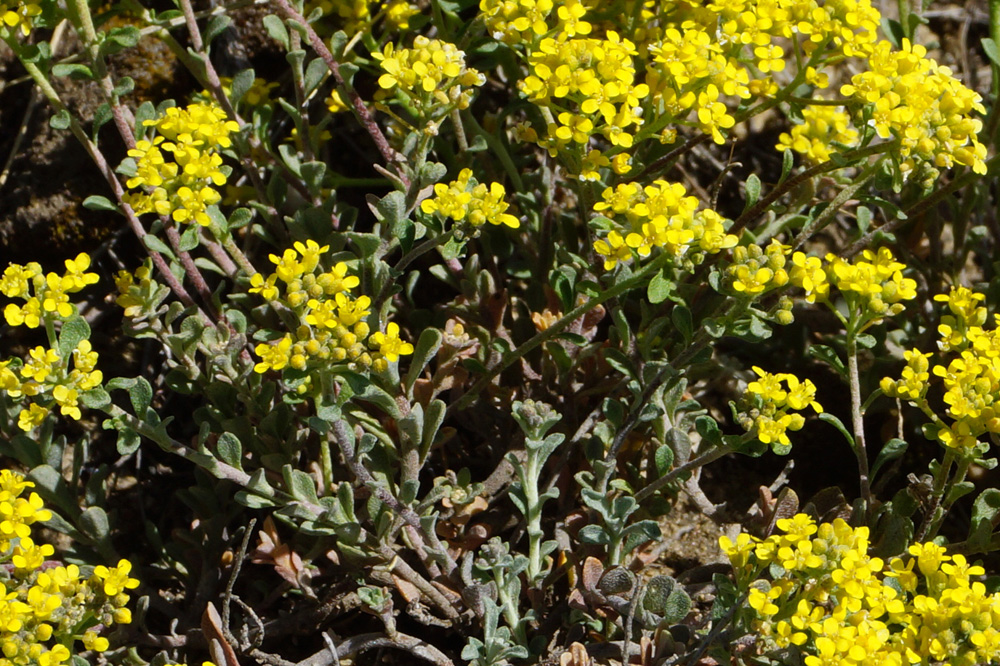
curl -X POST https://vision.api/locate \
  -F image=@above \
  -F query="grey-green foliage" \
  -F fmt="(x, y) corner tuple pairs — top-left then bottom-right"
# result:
(461, 597), (529, 666)
(577, 485), (661, 566)
(641, 575), (692, 625)
(508, 400), (563, 583)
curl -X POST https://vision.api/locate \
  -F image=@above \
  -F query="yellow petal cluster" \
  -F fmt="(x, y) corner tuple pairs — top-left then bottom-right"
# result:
(123, 103), (240, 227)
(0, 471), (136, 665)
(592, 180), (737, 270)
(0, 255), (103, 430)
(250, 241), (412, 376)
(882, 286), (1000, 452)
(723, 514), (1000, 666)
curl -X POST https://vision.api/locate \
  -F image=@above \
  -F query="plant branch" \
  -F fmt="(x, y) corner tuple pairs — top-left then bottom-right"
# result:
(446, 251), (674, 416)
(271, 0), (406, 184)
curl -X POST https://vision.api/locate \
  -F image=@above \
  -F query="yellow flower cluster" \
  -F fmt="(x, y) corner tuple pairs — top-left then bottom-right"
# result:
(0, 471), (137, 665)
(775, 105), (859, 164)
(882, 286), (1000, 451)
(2, 254), (97, 327)
(740, 367), (822, 449)
(420, 168), (520, 229)
(480, 0), (985, 181)
(592, 180), (737, 270)
(518, 32), (650, 155)
(721, 513), (1000, 666)
(307, 0), (418, 34)
(645, 24), (750, 145)
(789, 248), (916, 318)
(0, 0), (39, 36)
(479, 0), (558, 43)
(373, 37), (485, 115)
(841, 39), (987, 176)
(484, 0), (881, 172)
(0, 255), (103, 431)
(113, 262), (158, 319)
(123, 103), (240, 227)
(727, 240), (790, 296)
(250, 241), (413, 376)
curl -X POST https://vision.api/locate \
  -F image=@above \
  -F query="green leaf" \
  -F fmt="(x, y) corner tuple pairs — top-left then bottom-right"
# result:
(654, 444), (674, 476)
(778, 148), (794, 184)
(856, 206), (872, 235)
(134, 101), (156, 133)
(106, 25), (141, 50)
(82, 195), (118, 212)
(578, 524), (609, 545)
(871, 438), (907, 480)
(283, 465), (319, 505)
(108, 376), (153, 415)
(880, 17), (905, 48)
(946, 481), (976, 506)
(420, 161), (448, 185)
(301, 161), (328, 194)
(79, 506), (110, 542)
(663, 587), (692, 624)
(603, 398), (625, 428)
(29, 464), (77, 516)
(52, 63), (94, 79)
(236, 491), (276, 509)
(647, 268), (672, 304)
(695, 415), (722, 446)
(421, 399), (446, 456)
(373, 190), (407, 225)
(405, 328), (443, 394)
(50, 109), (71, 130)
(808, 344), (846, 378)
(612, 307), (631, 345)
(969, 488), (1000, 552)
(856, 333), (877, 349)
(113, 76), (135, 97)
(819, 412), (855, 448)
(623, 519), (661, 553)
(247, 468), (275, 496)
(204, 14), (232, 44)
(216, 433), (243, 471)
(228, 207), (253, 229)
(304, 57), (328, 95)
(178, 225), (200, 252)
(983, 38), (1000, 67)
(704, 317), (726, 338)
(744, 173), (761, 210)
(603, 348), (636, 379)
(58, 316), (91, 359)
(230, 68), (256, 106)
(143, 234), (174, 257)
(80, 388), (112, 409)
(671, 304), (693, 344)
(263, 14), (290, 49)
(116, 426), (142, 455)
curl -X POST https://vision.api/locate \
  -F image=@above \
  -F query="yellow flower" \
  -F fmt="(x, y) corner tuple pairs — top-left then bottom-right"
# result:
(92, 559), (140, 596)
(370, 322), (414, 363)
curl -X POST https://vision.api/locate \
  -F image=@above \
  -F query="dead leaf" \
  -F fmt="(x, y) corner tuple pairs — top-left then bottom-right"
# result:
(251, 516), (308, 588)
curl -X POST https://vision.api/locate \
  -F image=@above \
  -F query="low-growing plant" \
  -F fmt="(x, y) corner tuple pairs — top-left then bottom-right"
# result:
(1, 0), (1000, 664)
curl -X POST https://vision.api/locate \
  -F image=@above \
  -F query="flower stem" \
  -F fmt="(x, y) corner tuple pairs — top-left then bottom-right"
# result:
(846, 324), (873, 521)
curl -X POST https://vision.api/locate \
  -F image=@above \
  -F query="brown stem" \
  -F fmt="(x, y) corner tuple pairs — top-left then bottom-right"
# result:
(297, 632), (455, 666)
(846, 331), (872, 518)
(270, 0), (406, 184)
(16, 59), (209, 322)
(120, 407), (460, 619)
(733, 140), (898, 238)
(332, 421), (458, 575)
